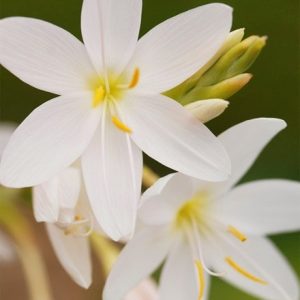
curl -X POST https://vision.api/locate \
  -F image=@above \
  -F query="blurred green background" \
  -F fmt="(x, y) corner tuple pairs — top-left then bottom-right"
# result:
(0, 0), (299, 299)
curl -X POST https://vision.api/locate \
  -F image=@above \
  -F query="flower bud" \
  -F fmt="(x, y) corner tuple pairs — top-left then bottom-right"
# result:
(185, 99), (229, 123)
(180, 74), (253, 104)
(165, 30), (266, 105)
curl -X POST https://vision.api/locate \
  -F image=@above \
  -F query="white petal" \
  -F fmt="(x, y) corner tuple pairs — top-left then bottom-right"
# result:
(103, 227), (172, 300)
(185, 99), (229, 123)
(130, 3), (232, 93)
(218, 118), (287, 192)
(0, 93), (101, 187)
(82, 110), (143, 241)
(81, 0), (142, 75)
(0, 17), (95, 95)
(140, 173), (176, 203)
(46, 223), (92, 288)
(125, 279), (159, 300)
(0, 232), (14, 262)
(159, 240), (210, 300)
(33, 167), (81, 223)
(56, 167), (82, 209)
(215, 179), (300, 235)
(0, 123), (16, 156)
(139, 173), (194, 226)
(211, 236), (299, 300)
(33, 179), (60, 223)
(120, 93), (230, 181)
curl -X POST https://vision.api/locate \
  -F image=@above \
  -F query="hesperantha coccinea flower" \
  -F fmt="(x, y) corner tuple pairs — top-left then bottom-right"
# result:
(0, 0), (233, 241)
(103, 118), (300, 300)
(33, 165), (95, 288)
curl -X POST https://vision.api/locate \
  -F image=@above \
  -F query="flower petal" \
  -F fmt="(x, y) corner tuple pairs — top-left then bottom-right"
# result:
(120, 93), (230, 181)
(185, 99), (229, 123)
(139, 173), (194, 226)
(210, 236), (299, 300)
(33, 179), (60, 223)
(46, 223), (92, 288)
(0, 93), (101, 187)
(0, 123), (16, 156)
(82, 110), (143, 241)
(217, 118), (287, 192)
(33, 167), (81, 223)
(0, 17), (94, 95)
(103, 227), (172, 300)
(0, 232), (14, 262)
(215, 179), (300, 235)
(81, 0), (142, 75)
(159, 239), (210, 300)
(125, 279), (159, 300)
(130, 3), (232, 93)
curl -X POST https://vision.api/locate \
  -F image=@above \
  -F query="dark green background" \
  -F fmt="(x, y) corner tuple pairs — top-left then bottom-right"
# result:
(0, 0), (299, 299)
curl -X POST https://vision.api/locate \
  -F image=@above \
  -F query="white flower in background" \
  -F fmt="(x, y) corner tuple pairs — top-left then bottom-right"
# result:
(125, 279), (158, 300)
(0, 1), (232, 241)
(0, 124), (16, 262)
(0, 232), (14, 262)
(33, 166), (94, 288)
(104, 118), (300, 300)
(0, 123), (16, 155)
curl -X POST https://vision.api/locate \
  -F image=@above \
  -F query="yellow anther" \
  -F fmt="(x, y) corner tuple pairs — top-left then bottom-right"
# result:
(128, 68), (140, 89)
(195, 260), (205, 300)
(112, 116), (132, 133)
(228, 225), (247, 242)
(92, 86), (105, 107)
(225, 257), (268, 285)
(74, 215), (82, 221)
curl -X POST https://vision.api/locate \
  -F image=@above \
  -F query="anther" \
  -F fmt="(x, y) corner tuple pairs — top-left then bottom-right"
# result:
(112, 116), (132, 133)
(128, 68), (140, 89)
(227, 225), (247, 242)
(92, 86), (105, 107)
(195, 260), (205, 300)
(225, 257), (268, 285)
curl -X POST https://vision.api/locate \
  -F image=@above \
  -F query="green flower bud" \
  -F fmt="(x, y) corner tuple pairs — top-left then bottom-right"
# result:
(165, 30), (266, 104)
(180, 73), (252, 105)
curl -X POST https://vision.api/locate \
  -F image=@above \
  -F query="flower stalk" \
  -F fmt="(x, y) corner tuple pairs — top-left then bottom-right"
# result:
(0, 188), (52, 300)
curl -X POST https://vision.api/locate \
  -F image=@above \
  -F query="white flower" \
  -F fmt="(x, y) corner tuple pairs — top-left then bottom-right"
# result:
(0, 124), (17, 262)
(33, 166), (93, 288)
(103, 118), (300, 300)
(0, 232), (14, 262)
(0, 1), (232, 241)
(125, 279), (158, 300)
(0, 123), (16, 156)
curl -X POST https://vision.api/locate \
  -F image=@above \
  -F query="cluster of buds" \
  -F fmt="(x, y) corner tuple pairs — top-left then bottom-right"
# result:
(165, 29), (267, 121)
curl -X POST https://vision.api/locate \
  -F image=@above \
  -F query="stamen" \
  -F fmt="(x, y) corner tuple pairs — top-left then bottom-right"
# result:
(92, 86), (105, 107)
(227, 225), (247, 242)
(128, 68), (140, 89)
(225, 257), (268, 285)
(112, 116), (132, 133)
(195, 260), (205, 300)
(74, 215), (82, 221)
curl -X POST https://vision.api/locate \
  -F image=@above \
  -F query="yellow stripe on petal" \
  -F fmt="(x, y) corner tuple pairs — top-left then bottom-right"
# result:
(195, 260), (205, 300)
(128, 68), (140, 89)
(112, 116), (132, 133)
(225, 257), (268, 285)
(228, 225), (247, 242)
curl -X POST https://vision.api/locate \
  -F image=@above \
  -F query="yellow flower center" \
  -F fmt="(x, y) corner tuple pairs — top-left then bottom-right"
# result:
(91, 68), (140, 108)
(89, 68), (140, 133)
(174, 191), (209, 230)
